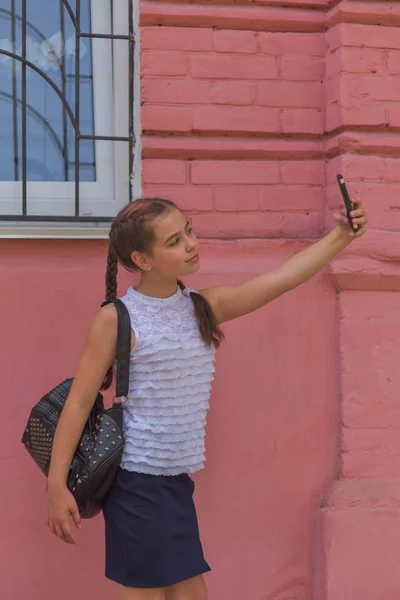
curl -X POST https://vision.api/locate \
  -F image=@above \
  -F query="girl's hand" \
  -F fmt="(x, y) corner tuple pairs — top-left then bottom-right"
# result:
(334, 197), (369, 240)
(48, 483), (81, 545)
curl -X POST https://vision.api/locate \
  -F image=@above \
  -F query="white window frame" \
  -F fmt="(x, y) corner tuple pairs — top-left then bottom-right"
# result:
(0, 0), (141, 239)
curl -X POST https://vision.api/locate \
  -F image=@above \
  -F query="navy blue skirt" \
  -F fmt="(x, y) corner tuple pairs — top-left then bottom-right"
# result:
(103, 468), (211, 588)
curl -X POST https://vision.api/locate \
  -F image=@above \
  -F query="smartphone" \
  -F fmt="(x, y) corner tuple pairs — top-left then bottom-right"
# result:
(336, 174), (359, 233)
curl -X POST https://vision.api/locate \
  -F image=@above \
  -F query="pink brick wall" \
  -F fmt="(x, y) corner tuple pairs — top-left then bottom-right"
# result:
(4, 2), (400, 599)
(140, 1), (400, 599)
(322, 6), (400, 600)
(141, 23), (326, 239)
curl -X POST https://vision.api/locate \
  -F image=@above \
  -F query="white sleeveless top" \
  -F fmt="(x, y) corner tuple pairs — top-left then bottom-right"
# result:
(118, 285), (216, 475)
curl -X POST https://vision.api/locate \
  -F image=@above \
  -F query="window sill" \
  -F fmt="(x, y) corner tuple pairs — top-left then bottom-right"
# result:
(0, 222), (110, 239)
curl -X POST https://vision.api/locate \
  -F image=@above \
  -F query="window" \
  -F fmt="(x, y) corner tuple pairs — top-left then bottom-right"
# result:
(0, 0), (140, 237)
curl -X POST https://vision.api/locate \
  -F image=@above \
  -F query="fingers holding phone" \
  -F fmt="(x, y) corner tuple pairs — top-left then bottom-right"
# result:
(335, 175), (369, 238)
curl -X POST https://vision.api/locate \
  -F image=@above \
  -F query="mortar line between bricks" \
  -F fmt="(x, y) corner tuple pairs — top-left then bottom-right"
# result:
(143, 125), (400, 137)
(142, 131), (324, 141)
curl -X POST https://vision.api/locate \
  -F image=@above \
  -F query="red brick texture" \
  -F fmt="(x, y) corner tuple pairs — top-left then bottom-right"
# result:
(140, 2), (400, 238)
(141, 23), (326, 238)
(139, 4), (400, 600)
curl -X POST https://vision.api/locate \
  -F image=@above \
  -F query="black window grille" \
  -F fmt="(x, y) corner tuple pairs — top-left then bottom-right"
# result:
(0, 0), (134, 223)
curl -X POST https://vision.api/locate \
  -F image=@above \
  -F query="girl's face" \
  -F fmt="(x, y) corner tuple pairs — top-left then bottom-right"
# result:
(133, 208), (200, 278)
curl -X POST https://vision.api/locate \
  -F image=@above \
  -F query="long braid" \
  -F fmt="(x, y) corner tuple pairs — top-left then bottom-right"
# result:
(177, 280), (224, 349)
(105, 241), (118, 301)
(100, 241), (119, 390)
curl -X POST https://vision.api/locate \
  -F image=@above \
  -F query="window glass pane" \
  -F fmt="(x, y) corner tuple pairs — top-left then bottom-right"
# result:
(0, 0), (95, 182)
(0, 58), (21, 181)
(0, 3), (11, 41)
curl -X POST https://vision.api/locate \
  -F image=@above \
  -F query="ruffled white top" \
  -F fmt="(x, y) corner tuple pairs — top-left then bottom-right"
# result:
(118, 285), (216, 475)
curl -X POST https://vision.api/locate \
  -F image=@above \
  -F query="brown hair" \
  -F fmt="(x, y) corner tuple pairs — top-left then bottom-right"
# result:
(101, 198), (224, 390)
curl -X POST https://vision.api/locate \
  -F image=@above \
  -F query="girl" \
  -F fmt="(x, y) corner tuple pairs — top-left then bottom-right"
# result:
(48, 196), (368, 600)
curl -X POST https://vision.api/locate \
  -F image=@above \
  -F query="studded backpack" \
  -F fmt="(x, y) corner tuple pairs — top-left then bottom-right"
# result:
(21, 299), (130, 519)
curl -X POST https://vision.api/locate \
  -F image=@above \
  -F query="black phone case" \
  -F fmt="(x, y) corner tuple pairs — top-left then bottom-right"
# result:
(336, 174), (359, 233)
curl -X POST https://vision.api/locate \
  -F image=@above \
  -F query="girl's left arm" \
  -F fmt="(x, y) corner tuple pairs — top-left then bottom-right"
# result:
(201, 199), (368, 324)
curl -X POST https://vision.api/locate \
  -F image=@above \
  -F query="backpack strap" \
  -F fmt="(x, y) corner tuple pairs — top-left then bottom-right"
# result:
(102, 299), (131, 398)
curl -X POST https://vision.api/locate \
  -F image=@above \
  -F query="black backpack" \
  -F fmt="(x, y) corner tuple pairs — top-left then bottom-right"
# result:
(21, 299), (131, 519)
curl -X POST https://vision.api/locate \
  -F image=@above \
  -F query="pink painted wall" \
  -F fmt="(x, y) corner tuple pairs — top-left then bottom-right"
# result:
(2, 1), (399, 599)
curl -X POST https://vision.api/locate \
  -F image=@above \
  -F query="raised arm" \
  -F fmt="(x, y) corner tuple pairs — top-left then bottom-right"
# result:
(201, 199), (368, 324)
